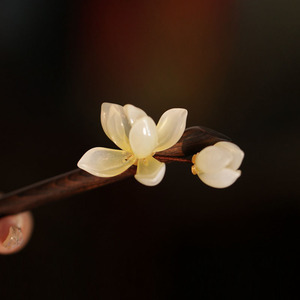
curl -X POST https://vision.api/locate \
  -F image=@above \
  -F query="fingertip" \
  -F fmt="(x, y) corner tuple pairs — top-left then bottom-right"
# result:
(0, 212), (34, 255)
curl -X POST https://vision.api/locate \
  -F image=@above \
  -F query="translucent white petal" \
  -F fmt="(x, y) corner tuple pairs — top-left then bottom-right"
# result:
(194, 145), (233, 174)
(101, 103), (123, 138)
(135, 157), (166, 186)
(77, 147), (135, 177)
(124, 104), (147, 125)
(215, 142), (244, 170)
(101, 103), (131, 151)
(155, 108), (188, 152)
(129, 116), (158, 158)
(198, 168), (241, 189)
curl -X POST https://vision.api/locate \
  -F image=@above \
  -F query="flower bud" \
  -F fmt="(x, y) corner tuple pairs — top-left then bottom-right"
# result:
(192, 141), (244, 188)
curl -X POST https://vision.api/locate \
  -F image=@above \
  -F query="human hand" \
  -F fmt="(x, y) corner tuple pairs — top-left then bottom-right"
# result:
(0, 212), (33, 254)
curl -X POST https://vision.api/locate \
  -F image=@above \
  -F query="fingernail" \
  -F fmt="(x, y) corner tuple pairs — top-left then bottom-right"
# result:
(2, 226), (23, 250)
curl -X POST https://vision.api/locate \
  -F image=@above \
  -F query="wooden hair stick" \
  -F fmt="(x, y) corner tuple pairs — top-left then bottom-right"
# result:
(0, 126), (230, 217)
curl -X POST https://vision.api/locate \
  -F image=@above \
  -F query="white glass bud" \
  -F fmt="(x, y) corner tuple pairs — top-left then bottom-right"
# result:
(192, 141), (244, 188)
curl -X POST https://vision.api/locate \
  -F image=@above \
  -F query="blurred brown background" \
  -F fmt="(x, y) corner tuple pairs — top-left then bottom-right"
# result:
(0, 0), (299, 299)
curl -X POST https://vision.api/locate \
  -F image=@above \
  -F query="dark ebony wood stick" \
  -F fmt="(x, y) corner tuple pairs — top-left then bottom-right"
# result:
(0, 126), (230, 217)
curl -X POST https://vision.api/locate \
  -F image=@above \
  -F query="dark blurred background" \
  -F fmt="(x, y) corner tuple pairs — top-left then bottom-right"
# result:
(0, 0), (299, 299)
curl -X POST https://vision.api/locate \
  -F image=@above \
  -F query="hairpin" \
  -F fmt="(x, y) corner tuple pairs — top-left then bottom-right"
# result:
(0, 103), (244, 217)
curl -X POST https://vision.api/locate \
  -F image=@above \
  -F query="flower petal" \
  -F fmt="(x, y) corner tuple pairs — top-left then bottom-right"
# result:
(101, 103), (123, 138)
(135, 157), (166, 186)
(77, 147), (135, 177)
(194, 145), (233, 174)
(198, 168), (241, 189)
(155, 108), (188, 152)
(129, 116), (158, 158)
(124, 104), (147, 125)
(101, 103), (131, 151)
(215, 142), (244, 170)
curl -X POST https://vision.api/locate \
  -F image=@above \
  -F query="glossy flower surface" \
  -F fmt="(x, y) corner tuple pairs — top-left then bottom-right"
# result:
(192, 141), (244, 188)
(78, 103), (188, 186)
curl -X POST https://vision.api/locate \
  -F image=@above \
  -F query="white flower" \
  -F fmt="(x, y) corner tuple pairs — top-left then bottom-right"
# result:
(191, 141), (244, 188)
(78, 103), (188, 186)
